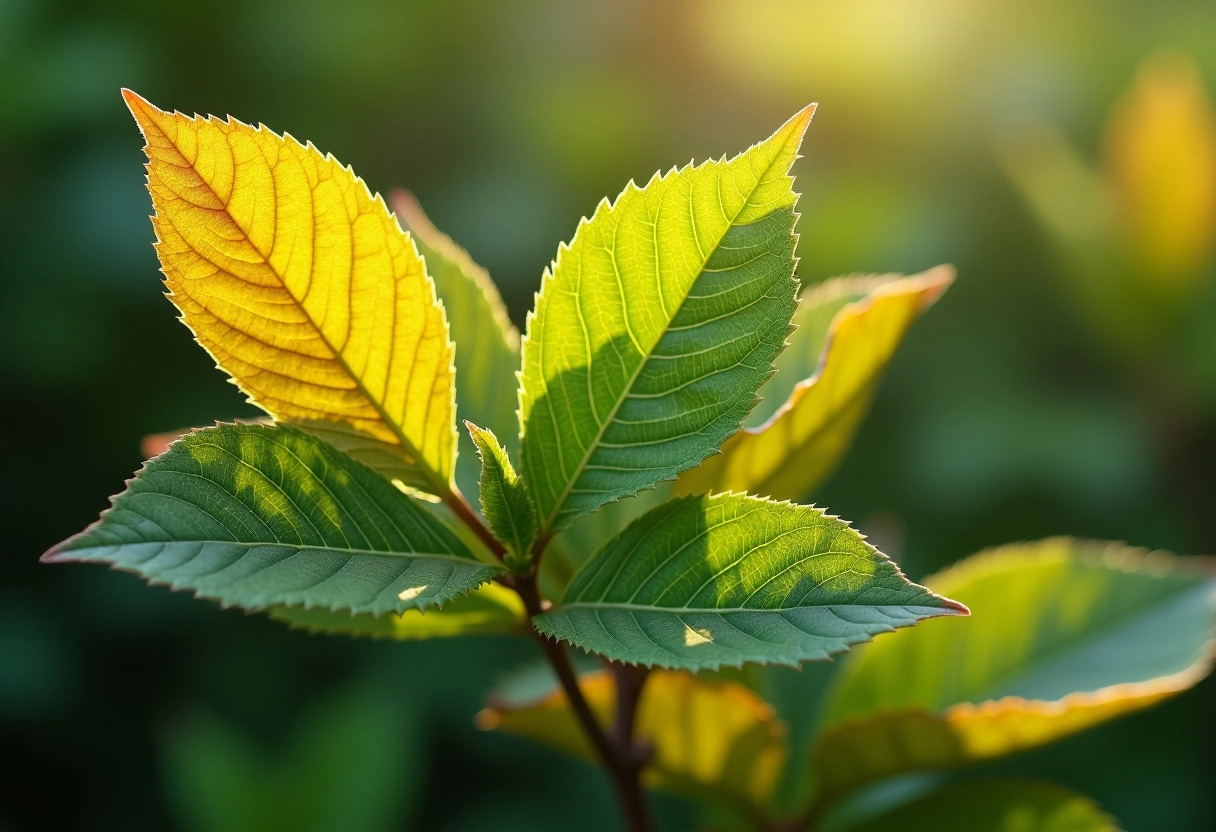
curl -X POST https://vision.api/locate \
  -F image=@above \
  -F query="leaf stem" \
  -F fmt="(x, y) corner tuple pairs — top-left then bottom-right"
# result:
(516, 574), (654, 832)
(442, 484), (508, 559)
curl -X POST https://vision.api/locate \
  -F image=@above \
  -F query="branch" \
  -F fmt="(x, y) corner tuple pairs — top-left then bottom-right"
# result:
(516, 575), (654, 832)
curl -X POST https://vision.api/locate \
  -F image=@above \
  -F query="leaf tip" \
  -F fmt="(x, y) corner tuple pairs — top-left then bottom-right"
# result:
(120, 88), (162, 130)
(940, 597), (971, 616)
(39, 545), (70, 564)
(780, 102), (818, 146)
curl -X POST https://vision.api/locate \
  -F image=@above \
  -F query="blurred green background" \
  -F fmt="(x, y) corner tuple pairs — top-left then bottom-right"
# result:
(3, 0), (1215, 829)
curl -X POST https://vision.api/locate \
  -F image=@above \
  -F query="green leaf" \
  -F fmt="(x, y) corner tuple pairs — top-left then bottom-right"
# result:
(676, 267), (953, 501)
(466, 422), (537, 568)
(841, 779), (1121, 832)
(540, 484), (672, 599)
(43, 423), (501, 616)
(479, 668), (789, 812)
(809, 539), (1216, 803)
(391, 190), (521, 499)
(519, 106), (815, 534)
(534, 493), (966, 670)
(267, 581), (526, 639)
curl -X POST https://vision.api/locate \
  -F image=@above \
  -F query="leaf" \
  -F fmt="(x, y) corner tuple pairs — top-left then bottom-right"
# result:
(676, 266), (954, 501)
(268, 581), (526, 639)
(1103, 52), (1216, 284)
(466, 422), (537, 567)
(43, 424), (501, 616)
(124, 91), (458, 497)
(539, 485), (671, 600)
(392, 190), (521, 497)
(519, 106), (814, 534)
(809, 539), (1216, 803)
(534, 493), (966, 671)
(478, 668), (788, 811)
(842, 779), (1121, 832)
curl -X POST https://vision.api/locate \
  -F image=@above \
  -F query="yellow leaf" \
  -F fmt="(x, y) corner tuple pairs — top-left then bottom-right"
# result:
(124, 90), (458, 495)
(676, 266), (953, 501)
(478, 669), (788, 811)
(1103, 52), (1216, 285)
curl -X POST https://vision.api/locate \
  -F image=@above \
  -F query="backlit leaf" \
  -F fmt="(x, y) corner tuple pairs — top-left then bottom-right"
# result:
(268, 582), (526, 639)
(519, 106), (814, 533)
(535, 493), (966, 670)
(676, 267), (953, 501)
(843, 779), (1121, 832)
(466, 422), (537, 567)
(809, 539), (1216, 803)
(43, 424), (500, 616)
(392, 190), (521, 497)
(478, 668), (788, 811)
(124, 91), (458, 497)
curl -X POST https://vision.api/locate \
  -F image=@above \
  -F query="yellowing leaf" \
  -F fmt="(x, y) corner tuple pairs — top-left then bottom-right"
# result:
(676, 267), (953, 501)
(1103, 52), (1216, 285)
(392, 190), (521, 498)
(478, 669), (788, 811)
(268, 581), (526, 640)
(124, 90), (458, 497)
(808, 539), (1216, 804)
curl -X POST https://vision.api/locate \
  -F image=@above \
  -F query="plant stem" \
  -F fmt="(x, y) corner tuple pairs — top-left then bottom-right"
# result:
(442, 484), (507, 559)
(516, 575), (654, 832)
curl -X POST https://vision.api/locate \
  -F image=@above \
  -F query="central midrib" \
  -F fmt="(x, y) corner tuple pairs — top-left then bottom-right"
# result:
(156, 118), (453, 500)
(84, 538), (484, 564)
(538, 155), (796, 534)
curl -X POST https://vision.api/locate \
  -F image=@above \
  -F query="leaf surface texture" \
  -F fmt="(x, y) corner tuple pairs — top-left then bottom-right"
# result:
(44, 424), (499, 615)
(535, 493), (966, 670)
(126, 91), (457, 495)
(519, 106), (814, 532)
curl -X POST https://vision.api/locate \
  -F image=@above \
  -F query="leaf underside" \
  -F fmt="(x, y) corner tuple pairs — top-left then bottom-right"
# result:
(44, 424), (499, 616)
(810, 538), (1216, 801)
(535, 493), (966, 671)
(124, 91), (458, 495)
(519, 106), (815, 534)
(268, 581), (526, 639)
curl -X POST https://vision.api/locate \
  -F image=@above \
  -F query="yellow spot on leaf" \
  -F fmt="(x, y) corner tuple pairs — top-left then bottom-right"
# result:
(397, 585), (429, 602)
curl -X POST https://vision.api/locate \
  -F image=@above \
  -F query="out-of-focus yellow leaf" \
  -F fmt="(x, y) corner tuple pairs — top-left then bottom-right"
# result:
(1103, 52), (1216, 286)
(808, 539), (1216, 804)
(675, 267), (953, 501)
(125, 90), (458, 496)
(268, 581), (526, 640)
(478, 669), (788, 811)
